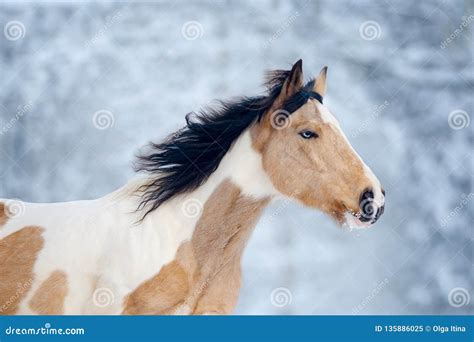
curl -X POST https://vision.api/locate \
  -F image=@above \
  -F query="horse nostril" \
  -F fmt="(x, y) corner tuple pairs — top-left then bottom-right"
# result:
(359, 188), (375, 222)
(359, 188), (374, 204)
(373, 204), (385, 223)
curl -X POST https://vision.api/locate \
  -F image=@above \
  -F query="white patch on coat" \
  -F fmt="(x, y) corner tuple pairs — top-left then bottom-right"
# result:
(222, 130), (280, 199)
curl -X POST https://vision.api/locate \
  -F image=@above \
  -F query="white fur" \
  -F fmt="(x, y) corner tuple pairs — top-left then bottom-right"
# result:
(0, 129), (277, 315)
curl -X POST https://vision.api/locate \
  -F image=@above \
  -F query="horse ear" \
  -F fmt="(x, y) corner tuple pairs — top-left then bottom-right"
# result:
(313, 66), (328, 97)
(275, 59), (304, 105)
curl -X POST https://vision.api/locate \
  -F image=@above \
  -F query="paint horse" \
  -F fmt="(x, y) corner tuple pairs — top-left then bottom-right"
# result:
(0, 60), (385, 315)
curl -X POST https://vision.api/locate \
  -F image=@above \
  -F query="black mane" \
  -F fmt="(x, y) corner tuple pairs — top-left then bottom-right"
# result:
(135, 69), (321, 218)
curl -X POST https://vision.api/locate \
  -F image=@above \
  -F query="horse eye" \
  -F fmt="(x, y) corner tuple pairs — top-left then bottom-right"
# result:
(299, 130), (318, 139)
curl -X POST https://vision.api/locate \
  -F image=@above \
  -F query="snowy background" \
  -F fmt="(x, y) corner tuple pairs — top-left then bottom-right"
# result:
(0, 0), (472, 314)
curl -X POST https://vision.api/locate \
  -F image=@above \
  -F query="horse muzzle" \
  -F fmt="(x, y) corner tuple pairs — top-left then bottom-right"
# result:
(344, 188), (385, 229)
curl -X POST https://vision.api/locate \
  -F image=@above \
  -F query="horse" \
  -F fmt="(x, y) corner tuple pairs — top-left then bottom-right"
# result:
(0, 59), (385, 315)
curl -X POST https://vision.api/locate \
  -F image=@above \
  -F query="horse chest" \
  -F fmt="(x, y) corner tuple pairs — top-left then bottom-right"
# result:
(121, 236), (241, 315)
(122, 180), (269, 315)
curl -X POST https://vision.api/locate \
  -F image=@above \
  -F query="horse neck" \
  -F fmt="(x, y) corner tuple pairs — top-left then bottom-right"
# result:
(134, 129), (277, 259)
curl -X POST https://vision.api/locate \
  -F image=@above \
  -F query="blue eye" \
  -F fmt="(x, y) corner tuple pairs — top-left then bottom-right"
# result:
(299, 130), (318, 139)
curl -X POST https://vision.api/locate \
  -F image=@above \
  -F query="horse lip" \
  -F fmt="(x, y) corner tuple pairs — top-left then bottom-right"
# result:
(341, 199), (384, 228)
(343, 211), (373, 229)
(339, 203), (372, 228)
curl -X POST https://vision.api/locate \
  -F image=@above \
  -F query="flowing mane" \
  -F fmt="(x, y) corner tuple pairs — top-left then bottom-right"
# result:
(135, 69), (321, 218)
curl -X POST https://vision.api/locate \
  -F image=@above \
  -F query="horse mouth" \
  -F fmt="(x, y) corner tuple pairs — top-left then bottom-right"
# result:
(342, 205), (385, 229)
(340, 197), (385, 229)
(343, 211), (373, 229)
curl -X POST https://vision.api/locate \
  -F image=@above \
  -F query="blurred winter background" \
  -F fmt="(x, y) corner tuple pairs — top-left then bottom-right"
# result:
(0, 0), (472, 314)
